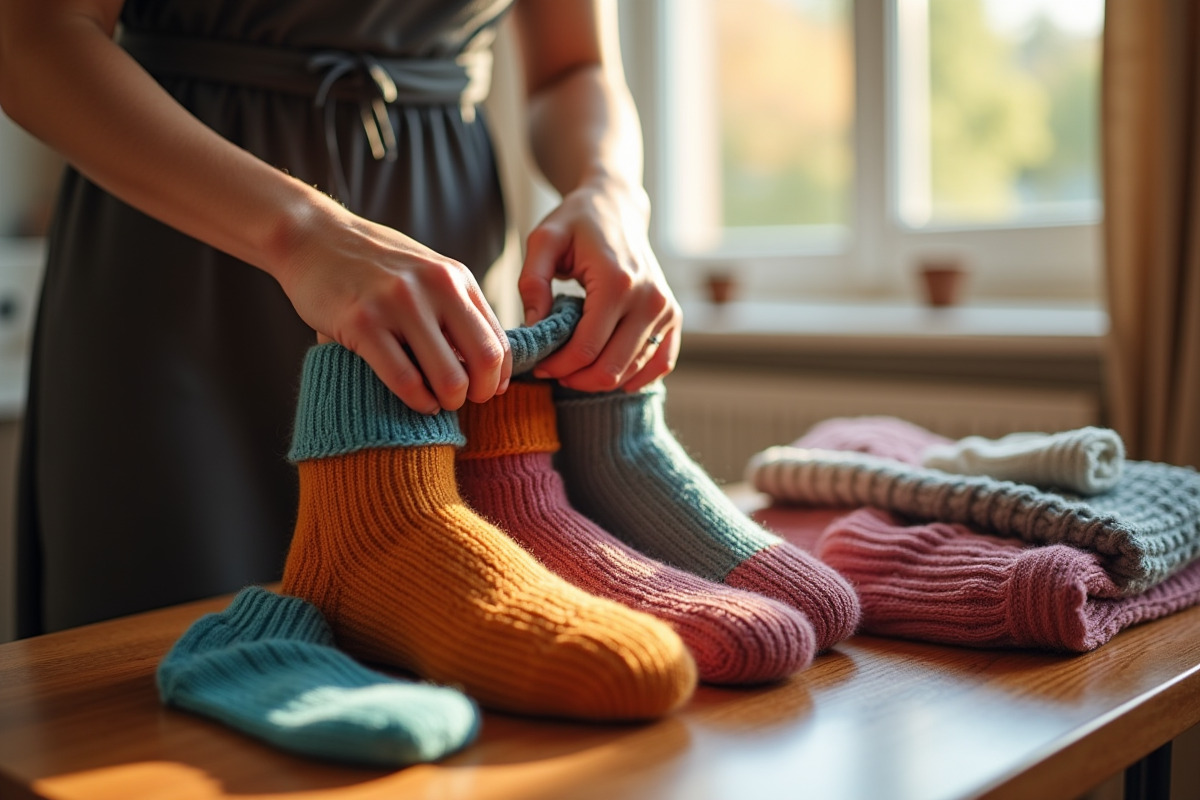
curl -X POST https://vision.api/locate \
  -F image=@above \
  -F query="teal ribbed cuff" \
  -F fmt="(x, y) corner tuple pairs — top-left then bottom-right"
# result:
(509, 294), (583, 375)
(289, 294), (583, 461)
(289, 343), (465, 462)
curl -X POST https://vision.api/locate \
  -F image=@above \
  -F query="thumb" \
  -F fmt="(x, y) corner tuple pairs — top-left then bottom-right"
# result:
(518, 225), (569, 325)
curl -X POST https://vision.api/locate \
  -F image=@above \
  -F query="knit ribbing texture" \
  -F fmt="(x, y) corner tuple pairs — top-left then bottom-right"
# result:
(553, 384), (860, 651)
(289, 294), (584, 462)
(509, 294), (583, 375)
(921, 427), (1125, 495)
(747, 446), (1200, 595)
(289, 343), (464, 462)
(816, 509), (1200, 652)
(458, 382), (817, 683)
(282, 440), (696, 721)
(157, 586), (480, 765)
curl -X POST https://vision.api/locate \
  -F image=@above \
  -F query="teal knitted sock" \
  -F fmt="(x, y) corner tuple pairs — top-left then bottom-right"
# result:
(554, 385), (861, 651)
(157, 586), (480, 766)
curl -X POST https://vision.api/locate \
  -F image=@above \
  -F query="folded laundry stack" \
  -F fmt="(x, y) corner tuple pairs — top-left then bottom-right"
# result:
(745, 417), (1200, 651)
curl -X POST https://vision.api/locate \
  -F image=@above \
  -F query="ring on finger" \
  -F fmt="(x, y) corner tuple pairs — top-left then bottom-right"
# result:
(647, 333), (662, 347)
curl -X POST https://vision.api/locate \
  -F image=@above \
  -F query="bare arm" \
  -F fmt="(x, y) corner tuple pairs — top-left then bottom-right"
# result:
(0, 0), (511, 412)
(512, 0), (680, 393)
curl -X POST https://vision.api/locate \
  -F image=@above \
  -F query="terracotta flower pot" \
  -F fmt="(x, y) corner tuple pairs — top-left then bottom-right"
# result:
(918, 261), (966, 307)
(705, 272), (737, 305)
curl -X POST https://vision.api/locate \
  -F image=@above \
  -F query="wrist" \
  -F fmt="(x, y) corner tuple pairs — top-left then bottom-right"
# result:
(573, 170), (651, 222)
(259, 180), (349, 289)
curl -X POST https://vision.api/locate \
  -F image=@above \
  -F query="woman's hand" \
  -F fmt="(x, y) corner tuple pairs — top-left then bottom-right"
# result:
(519, 176), (681, 394)
(275, 200), (512, 415)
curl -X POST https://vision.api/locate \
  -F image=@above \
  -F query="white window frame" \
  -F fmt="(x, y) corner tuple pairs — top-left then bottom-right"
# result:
(619, 0), (1102, 303)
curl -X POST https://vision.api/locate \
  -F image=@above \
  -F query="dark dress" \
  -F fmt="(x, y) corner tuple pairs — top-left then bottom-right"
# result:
(16, 0), (512, 636)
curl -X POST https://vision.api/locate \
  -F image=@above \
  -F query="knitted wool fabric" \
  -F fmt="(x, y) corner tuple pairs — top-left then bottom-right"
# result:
(794, 416), (952, 466)
(921, 427), (1125, 496)
(746, 446), (1200, 595)
(158, 586), (480, 766)
(457, 381), (817, 684)
(552, 384), (860, 652)
(508, 294), (582, 375)
(282, 344), (697, 720)
(815, 509), (1200, 652)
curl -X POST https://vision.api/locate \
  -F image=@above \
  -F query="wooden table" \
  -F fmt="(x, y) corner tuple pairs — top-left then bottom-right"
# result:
(4, 501), (1200, 800)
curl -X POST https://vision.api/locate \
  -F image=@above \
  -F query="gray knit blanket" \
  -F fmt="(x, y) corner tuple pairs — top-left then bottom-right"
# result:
(746, 447), (1200, 596)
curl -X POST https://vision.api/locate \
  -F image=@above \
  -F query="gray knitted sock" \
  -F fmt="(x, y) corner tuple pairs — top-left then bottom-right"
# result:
(553, 384), (860, 651)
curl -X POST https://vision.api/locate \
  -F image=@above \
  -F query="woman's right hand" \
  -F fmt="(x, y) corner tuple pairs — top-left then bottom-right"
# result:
(273, 200), (512, 415)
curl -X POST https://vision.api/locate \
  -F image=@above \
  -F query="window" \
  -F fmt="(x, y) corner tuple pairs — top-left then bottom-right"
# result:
(623, 0), (1104, 302)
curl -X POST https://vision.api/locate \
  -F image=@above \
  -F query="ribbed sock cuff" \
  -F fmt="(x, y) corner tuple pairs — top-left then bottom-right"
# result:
(163, 587), (336, 662)
(220, 586), (333, 643)
(458, 381), (560, 460)
(552, 382), (665, 406)
(289, 343), (464, 462)
(509, 295), (583, 375)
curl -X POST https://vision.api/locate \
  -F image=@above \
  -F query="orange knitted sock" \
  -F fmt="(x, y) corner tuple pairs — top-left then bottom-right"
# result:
(281, 344), (696, 721)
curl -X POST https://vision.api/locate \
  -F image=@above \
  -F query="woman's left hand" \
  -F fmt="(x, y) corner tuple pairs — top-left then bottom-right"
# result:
(520, 176), (681, 393)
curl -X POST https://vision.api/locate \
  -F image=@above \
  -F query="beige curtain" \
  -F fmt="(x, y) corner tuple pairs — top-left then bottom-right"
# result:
(1103, 0), (1200, 466)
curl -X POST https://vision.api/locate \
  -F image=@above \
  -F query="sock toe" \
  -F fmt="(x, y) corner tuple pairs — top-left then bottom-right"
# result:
(513, 599), (698, 720)
(673, 592), (816, 683)
(724, 543), (861, 651)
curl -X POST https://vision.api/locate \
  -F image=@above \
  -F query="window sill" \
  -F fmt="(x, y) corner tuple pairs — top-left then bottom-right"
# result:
(680, 299), (1108, 360)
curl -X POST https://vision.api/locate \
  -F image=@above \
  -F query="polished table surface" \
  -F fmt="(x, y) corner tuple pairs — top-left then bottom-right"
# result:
(4, 501), (1200, 800)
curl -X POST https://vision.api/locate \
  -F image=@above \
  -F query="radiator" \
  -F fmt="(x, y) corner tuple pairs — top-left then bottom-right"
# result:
(662, 369), (1102, 483)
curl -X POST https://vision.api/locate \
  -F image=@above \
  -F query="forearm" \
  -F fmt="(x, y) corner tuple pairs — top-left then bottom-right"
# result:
(526, 63), (648, 209)
(0, 2), (339, 283)
(514, 0), (648, 217)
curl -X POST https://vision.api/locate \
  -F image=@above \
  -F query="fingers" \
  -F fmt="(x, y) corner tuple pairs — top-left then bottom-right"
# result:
(446, 282), (511, 404)
(530, 289), (621, 385)
(518, 224), (570, 325)
(337, 265), (509, 413)
(536, 289), (680, 393)
(622, 325), (680, 393)
(352, 330), (442, 415)
(465, 278), (513, 395)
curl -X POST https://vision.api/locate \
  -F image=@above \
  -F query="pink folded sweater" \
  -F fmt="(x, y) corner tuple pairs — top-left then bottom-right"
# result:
(816, 507), (1200, 652)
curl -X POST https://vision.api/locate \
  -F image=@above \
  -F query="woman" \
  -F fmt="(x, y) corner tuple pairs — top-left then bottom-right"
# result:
(0, 0), (681, 635)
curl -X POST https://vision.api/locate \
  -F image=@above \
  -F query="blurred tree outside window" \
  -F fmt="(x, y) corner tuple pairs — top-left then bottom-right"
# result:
(655, 0), (1103, 299)
(905, 0), (1102, 226)
(716, 0), (853, 230)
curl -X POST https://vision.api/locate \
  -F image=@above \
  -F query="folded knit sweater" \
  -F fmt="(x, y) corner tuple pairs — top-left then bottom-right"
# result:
(816, 508), (1200, 652)
(747, 446), (1200, 596)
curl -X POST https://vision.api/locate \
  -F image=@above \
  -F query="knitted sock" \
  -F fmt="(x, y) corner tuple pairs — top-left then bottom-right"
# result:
(816, 509), (1200, 652)
(157, 586), (479, 766)
(921, 427), (1125, 496)
(553, 384), (860, 651)
(457, 382), (816, 684)
(281, 345), (696, 721)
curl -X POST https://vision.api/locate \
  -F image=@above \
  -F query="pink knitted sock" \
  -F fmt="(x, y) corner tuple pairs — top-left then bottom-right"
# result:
(794, 416), (952, 465)
(457, 382), (817, 684)
(816, 508), (1200, 651)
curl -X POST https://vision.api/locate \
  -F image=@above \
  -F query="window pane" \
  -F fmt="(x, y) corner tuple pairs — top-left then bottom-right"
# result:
(897, 0), (1103, 227)
(717, 0), (853, 229)
(662, 0), (853, 253)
